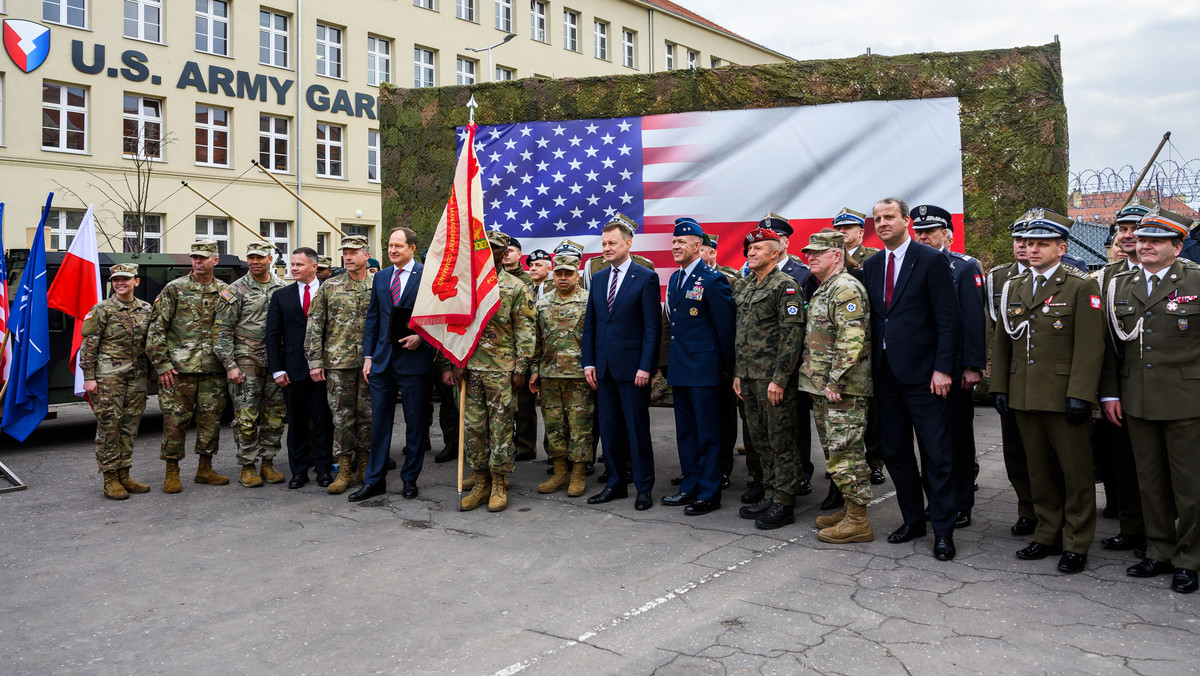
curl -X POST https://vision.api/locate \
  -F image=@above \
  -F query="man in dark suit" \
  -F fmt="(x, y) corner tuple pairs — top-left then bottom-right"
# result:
(350, 227), (433, 501)
(266, 247), (334, 488)
(582, 213), (661, 510)
(862, 197), (962, 561)
(659, 218), (736, 515)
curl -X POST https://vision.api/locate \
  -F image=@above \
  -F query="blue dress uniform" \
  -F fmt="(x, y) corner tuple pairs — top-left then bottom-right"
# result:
(662, 218), (736, 512)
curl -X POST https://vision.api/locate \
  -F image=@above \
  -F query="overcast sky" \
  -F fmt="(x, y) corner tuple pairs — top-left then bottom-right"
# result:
(682, 0), (1200, 184)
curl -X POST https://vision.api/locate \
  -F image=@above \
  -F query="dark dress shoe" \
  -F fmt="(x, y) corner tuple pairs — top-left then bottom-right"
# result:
(597, 469), (610, 483)
(955, 511), (971, 529)
(288, 474), (309, 489)
(819, 480), (844, 510)
(741, 481), (765, 505)
(684, 499), (720, 516)
(635, 491), (653, 511)
(385, 457), (397, 470)
(1010, 517), (1037, 536)
(316, 472), (334, 488)
(1057, 551), (1087, 573)
(670, 473), (685, 486)
(1016, 542), (1063, 560)
(795, 478), (812, 496)
(1172, 569), (1199, 594)
(585, 462), (594, 476)
(402, 481), (418, 499)
(433, 447), (457, 463)
(720, 474), (731, 490)
(933, 536), (956, 561)
(348, 483), (386, 502)
(738, 497), (771, 519)
(869, 467), (886, 485)
(587, 485), (628, 504)
(1101, 503), (1118, 519)
(1101, 534), (1145, 551)
(661, 492), (697, 507)
(922, 508), (931, 521)
(1126, 558), (1174, 578)
(755, 503), (795, 530)
(514, 449), (536, 462)
(1134, 541), (1147, 559)
(887, 522), (927, 544)
(621, 469), (633, 484)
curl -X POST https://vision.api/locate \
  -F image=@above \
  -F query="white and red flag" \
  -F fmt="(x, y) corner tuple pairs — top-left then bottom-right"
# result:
(410, 123), (501, 368)
(47, 204), (102, 397)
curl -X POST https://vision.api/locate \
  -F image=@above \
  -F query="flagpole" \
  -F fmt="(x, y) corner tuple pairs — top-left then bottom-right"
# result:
(250, 160), (347, 237)
(181, 182), (273, 245)
(456, 376), (466, 510)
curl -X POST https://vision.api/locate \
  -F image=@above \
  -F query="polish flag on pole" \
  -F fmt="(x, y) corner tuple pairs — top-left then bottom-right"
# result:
(47, 204), (102, 398)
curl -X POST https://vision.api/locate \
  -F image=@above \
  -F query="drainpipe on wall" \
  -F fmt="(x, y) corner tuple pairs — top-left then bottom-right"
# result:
(295, 0), (305, 247)
(647, 8), (654, 73)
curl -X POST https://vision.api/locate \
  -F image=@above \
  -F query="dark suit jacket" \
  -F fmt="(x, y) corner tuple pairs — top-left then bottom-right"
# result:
(363, 262), (432, 376)
(946, 250), (987, 373)
(266, 282), (315, 381)
(582, 259), (661, 381)
(863, 240), (960, 385)
(663, 262), (735, 387)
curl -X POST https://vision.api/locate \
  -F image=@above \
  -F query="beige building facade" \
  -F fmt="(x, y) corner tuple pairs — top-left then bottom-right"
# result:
(0, 0), (786, 259)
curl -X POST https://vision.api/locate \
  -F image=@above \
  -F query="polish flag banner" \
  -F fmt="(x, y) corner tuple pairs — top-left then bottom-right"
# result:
(47, 204), (102, 397)
(410, 123), (502, 368)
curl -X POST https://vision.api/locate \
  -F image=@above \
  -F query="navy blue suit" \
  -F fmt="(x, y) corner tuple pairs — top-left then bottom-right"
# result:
(582, 259), (661, 492)
(266, 282), (333, 478)
(362, 262), (433, 487)
(664, 262), (735, 502)
(863, 240), (962, 536)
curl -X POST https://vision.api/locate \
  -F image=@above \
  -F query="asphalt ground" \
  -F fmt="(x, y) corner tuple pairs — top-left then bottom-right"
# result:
(1, 400), (1198, 675)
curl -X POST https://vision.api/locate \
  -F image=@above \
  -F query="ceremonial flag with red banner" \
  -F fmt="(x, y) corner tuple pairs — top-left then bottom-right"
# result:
(47, 204), (102, 398)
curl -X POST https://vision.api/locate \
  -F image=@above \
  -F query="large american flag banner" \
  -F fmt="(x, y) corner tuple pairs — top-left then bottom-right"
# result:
(460, 97), (964, 286)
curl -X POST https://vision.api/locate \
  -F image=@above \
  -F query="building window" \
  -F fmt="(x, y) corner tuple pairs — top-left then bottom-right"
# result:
(664, 43), (674, 71)
(495, 66), (514, 81)
(195, 0), (229, 56)
(44, 0), (87, 28)
(563, 10), (579, 51)
(195, 105), (230, 167)
(259, 220), (290, 259)
(342, 224), (369, 240)
(456, 57), (476, 85)
(414, 0), (433, 9)
(316, 23), (343, 79)
(494, 0), (511, 31)
(259, 10), (289, 68)
(367, 36), (392, 86)
(456, 0), (475, 22)
(366, 129), (380, 182)
(687, 49), (698, 69)
(123, 213), (162, 253)
(316, 232), (329, 257)
(196, 217), (230, 254)
(122, 94), (162, 159)
(0, 75), (5, 147)
(622, 29), (635, 69)
(594, 20), (608, 60)
(710, 56), (722, 68)
(259, 114), (289, 172)
(46, 209), (84, 251)
(42, 82), (87, 153)
(414, 48), (435, 87)
(316, 123), (343, 178)
(124, 0), (161, 42)
(530, 1), (546, 43)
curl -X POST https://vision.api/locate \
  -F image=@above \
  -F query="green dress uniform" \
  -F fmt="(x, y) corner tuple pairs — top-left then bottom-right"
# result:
(844, 245), (880, 271)
(986, 260), (1036, 524)
(533, 284), (593, 465)
(80, 294), (153, 472)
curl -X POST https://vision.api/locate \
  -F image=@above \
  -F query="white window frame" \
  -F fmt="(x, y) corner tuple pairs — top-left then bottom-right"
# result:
(42, 81), (88, 154)
(414, 0), (434, 9)
(495, 66), (514, 81)
(195, 104), (231, 168)
(259, 220), (291, 259)
(530, 1), (547, 43)
(367, 129), (380, 183)
(316, 233), (329, 257)
(414, 47), (435, 87)
(456, 0), (475, 22)
(664, 43), (674, 71)
(342, 224), (370, 241)
(316, 23), (344, 79)
(259, 9), (290, 68)
(123, 213), (162, 253)
(44, 0), (87, 28)
(367, 36), (392, 86)
(195, 0), (229, 56)
(195, 217), (230, 254)
(494, 0), (512, 31)
(563, 9), (578, 51)
(124, 0), (162, 43)
(622, 29), (635, 69)
(47, 209), (84, 251)
(316, 122), (344, 179)
(456, 57), (476, 85)
(594, 20), (608, 60)
(687, 49), (698, 69)
(122, 94), (163, 160)
(259, 114), (290, 173)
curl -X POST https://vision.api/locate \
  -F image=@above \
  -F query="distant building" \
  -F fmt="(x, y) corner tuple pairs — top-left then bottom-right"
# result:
(1069, 190), (1200, 226)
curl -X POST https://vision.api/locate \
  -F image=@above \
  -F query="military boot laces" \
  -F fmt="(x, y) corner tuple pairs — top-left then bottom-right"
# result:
(102, 470), (129, 500)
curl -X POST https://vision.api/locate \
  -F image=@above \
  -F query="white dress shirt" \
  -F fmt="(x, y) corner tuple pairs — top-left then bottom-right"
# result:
(391, 258), (416, 302)
(273, 278), (321, 380)
(607, 256), (633, 301)
(671, 256), (702, 305)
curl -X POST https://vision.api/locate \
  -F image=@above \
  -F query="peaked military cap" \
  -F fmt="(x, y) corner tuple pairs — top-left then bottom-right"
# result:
(1135, 205), (1195, 238)
(605, 213), (639, 235)
(551, 254), (580, 272)
(340, 234), (369, 250)
(702, 233), (719, 248)
(802, 230), (846, 254)
(1018, 208), (1072, 240)
(109, 263), (138, 279)
(526, 249), (552, 265)
(554, 238), (584, 257)
(759, 212), (792, 236)
(245, 241), (275, 257)
(911, 204), (954, 231)
(1010, 212), (1031, 237)
(673, 217), (704, 239)
(486, 230), (511, 248)
(1115, 197), (1157, 224)
(190, 240), (219, 257)
(832, 207), (867, 228)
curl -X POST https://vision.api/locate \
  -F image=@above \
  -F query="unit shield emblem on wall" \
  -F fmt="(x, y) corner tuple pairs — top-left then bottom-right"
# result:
(4, 20), (51, 73)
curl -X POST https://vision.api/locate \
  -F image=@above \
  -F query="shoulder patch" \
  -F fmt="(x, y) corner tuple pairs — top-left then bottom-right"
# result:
(83, 310), (93, 321)
(974, 274), (983, 287)
(1090, 295), (1101, 309)
(220, 288), (235, 301)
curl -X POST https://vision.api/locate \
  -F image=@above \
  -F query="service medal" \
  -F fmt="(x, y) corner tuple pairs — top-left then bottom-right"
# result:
(1167, 301), (1179, 311)
(1042, 305), (1049, 314)
(689, 307), (698, 316)
(1053, 320), (1063, 330)
(1181, 318), (1189, 331)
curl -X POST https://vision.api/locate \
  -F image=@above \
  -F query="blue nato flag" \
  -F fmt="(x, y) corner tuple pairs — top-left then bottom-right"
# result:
(2, 194), (53, 441)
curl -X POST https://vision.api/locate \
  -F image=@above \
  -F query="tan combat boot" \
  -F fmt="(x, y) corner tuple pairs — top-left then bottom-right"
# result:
(815, 505), (847, 529)
(163, 460), (182, 494)
(102, 470), (129, 500)
(326, 458), (354, 494)
(817, 501), (873, 543)
(461, 470), (476, 491)
(460, 469), (492, 511)
(538, 458), (570, 494)
(240, 464), (264, 487)
(259, 459), (285, 484)
(567, 462), (588, 497)
(488, 472), (509, 512)
(117, 467), (150, 494)
(354, 451), (369, 484)
(195, 455), (230, 485)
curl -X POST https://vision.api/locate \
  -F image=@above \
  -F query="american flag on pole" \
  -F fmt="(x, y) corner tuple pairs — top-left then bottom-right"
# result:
(461, 97), (964, 287)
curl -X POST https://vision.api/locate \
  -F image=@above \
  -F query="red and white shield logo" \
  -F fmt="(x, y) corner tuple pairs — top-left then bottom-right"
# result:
(4, 20), (52, 74)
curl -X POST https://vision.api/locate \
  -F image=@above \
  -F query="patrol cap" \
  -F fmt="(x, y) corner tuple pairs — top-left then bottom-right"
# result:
(701, 233), (719, 249)
(245, 241), (274, 258)
(317, 256), (332, 269)
(367, 258), (381, 268)
(1018, 208), (1072, 240)
(109, 263), (138, 279)
(551, 254), (580, 272)
(911, 204), (954, 231)
(190, 240), (219, 257)
(1115, 197), (1157, 224)
(673, 217), (704, 239)
(605, 212), (640, 235)
(486, 230), (511, 248)
(832, 207), (867, 228)
(526, 249), (552, 265)
(340, 234), (369, 251)
(802, 230), (846, 254)
(759, 212), (793, 237)
(1134, 205), (1195, 239)
(554, 238), (584, 257)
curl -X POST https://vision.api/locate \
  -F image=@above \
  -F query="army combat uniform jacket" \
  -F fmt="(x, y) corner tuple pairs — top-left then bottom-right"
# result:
(797, 270), (872, 397)
(214, 273), (285, 369)
(732, 268), (805, 387)
(146, 273), (227, 375)
(534, 285), (588, 379)
(80, 295), (153, 380)
(305, 273), (373, 370)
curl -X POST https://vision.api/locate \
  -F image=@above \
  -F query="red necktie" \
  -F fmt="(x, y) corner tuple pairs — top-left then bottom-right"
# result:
(885, 252), (895, 310)
(391, 268), (405, 306)
(302, 283), (311, 316)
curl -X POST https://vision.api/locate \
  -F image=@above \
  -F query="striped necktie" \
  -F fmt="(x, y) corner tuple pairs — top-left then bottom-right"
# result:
(607, 267), (619, 311)
(390, 268), (405, 306)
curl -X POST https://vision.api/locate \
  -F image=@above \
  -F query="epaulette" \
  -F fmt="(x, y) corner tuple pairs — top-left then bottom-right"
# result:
(987, 261), (1015, 275)
(1064, 265), (1091, 280)
(632, 254), (655, 271)
(788, 253), (807, 267)
(1179, 258), (1200, 271)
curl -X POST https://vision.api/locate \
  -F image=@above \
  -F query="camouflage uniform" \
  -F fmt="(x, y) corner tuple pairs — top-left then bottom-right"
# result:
(733, 268), (805, 506)
(80, 294), (153, 471)
(534, 284), (593, 463)
(798, 269), (873, 506)
(506, 265), (533, 287)
(304, 271), (373, 462)
(214, 271), (285, 466)
(146, 272), (228, 460)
